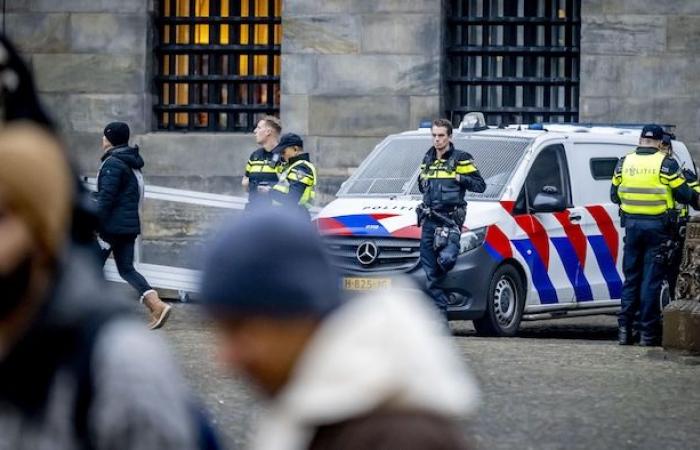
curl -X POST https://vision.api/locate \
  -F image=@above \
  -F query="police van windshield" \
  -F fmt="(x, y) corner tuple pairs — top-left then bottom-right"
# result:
(337, 134), (532, 200)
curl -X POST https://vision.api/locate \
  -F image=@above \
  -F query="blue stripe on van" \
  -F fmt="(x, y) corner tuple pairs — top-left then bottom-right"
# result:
(588, 235), (623, 299)
(551, 237), (594, 302)
(512, 239), (558, 304)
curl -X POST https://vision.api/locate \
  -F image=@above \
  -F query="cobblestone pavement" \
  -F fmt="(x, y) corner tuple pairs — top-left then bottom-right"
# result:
(157, 304), (700, 450)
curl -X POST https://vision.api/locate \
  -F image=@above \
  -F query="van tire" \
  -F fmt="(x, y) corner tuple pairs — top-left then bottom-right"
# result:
(473, 264), (525, 337)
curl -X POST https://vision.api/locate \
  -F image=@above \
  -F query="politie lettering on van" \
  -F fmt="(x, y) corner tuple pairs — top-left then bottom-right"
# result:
(315, 118), (696, 337)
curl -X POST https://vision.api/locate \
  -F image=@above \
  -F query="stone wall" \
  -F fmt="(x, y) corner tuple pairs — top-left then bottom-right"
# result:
(580, 0), (700, 158)
(4, 0), (151, 172)
(280, 0), (444, 194)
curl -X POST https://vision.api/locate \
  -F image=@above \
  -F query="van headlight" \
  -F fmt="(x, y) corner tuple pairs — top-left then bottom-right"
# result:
(460, 227), (487, 254)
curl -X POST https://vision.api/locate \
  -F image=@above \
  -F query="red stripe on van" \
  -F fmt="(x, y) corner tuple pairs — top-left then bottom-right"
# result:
(585, 205), (619, 264)
(514, 214), (550, 269)
(554, 211), (588, 266)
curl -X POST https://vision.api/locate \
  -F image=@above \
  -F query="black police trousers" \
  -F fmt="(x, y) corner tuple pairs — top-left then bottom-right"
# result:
(619, 217), (670, 339)
(420, 217), (459, 315)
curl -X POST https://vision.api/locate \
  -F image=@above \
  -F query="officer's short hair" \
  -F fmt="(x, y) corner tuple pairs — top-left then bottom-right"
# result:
(260, 115), (282, 135)
(432, 118), (453, 136)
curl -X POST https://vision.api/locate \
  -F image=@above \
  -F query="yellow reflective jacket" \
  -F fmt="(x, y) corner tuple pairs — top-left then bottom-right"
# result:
(272, 154), (317, 209)
(612, 149), (682, 216)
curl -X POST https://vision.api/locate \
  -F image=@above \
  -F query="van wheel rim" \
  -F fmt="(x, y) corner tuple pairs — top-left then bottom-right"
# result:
(494, 278), (516, 327)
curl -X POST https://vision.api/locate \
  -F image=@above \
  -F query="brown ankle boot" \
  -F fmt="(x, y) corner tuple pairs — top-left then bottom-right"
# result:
(141, 290), (172, 330)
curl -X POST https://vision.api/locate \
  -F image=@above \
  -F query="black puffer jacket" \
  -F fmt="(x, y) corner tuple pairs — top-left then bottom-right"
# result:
(97, 145), (144, 236)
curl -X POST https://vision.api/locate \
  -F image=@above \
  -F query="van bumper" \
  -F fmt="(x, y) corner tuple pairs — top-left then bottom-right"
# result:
(337, 246), (497, 321)
(431, 245), (496, 320)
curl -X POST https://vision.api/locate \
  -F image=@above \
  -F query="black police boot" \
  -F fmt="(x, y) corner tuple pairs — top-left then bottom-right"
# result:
(639, 334), (661, 347)
(618, 327), (634, 345)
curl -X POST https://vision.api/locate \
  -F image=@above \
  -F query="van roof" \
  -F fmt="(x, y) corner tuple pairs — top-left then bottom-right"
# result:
(397, 123), (681, 146)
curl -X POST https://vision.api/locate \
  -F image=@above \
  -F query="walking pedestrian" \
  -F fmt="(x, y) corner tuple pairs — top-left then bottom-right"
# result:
(97, 121), (170, 329)
(201, 207), (479, 450)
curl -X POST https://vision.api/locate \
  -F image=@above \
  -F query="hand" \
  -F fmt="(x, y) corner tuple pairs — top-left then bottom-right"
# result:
(683, 168), (698, 182)
(455, 174), (461, 182)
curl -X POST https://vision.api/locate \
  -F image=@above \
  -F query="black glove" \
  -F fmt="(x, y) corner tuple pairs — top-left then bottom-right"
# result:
(682, 168), (698, 183)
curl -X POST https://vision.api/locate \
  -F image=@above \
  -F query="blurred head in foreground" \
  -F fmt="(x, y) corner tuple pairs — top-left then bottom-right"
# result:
(201, 206), (342, 395)
(202, 206), (479, 450)
(0, 122), (73, 328)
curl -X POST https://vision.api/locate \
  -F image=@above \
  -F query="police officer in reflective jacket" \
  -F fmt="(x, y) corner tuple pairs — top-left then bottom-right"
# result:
(611, 124), (698, 346)
(271, 133), (317, 217)
(659, 132), (700, 301)
(243, 116), (283, 209)
(417, 118), (486, 316)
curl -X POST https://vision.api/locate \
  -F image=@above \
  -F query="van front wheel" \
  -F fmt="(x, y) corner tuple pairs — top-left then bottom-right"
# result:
(473, 265), (524, 337)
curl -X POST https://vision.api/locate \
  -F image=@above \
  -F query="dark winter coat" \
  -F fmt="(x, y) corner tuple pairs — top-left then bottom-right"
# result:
(97, 145), (144, 236)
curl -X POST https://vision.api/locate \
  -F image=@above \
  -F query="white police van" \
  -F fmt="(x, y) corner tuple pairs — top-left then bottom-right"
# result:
(316, 115), (696, 336)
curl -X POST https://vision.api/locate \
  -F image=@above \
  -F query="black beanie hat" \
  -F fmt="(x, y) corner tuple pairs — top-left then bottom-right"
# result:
(201, 207), (342, 318)
(104, 122), (130, 147)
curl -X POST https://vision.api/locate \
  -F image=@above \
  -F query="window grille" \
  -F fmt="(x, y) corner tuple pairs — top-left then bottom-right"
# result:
(154, 0), (281, 132)
(446, 0), (580, 126)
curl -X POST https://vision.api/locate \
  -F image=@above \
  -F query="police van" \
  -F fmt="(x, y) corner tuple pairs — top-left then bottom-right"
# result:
(316, 115), (696, 336)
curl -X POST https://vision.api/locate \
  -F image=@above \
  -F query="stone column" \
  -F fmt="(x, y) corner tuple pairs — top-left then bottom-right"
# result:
(280, 0), (443, 200)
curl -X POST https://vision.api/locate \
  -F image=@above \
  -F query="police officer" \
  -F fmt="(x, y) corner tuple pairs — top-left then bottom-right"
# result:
(242, 116), (283, 209)
(661, 132), (700, 300)
(417, 118), (486, 316)
(271, 133), (317, 216)
(611, 124), (697, 346)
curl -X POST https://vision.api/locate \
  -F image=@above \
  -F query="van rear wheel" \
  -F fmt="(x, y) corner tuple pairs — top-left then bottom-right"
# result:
(473, 265), (524, 337)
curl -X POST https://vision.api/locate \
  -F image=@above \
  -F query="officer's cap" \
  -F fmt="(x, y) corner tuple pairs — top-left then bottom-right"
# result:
(276, 133), (304, 152)
(641, 124), (664, 141)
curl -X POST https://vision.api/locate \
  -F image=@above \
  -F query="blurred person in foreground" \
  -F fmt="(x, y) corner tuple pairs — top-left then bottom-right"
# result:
(97, 121), (171, 329)
(0, 123), (215, 450)
(201, 207), (479, 450)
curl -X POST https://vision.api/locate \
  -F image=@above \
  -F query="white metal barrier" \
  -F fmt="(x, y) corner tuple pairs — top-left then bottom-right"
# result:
(85, 177), (319, 301)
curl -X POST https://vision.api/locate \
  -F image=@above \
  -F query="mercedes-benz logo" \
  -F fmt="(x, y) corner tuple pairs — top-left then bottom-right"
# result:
(356, 241), (379, 265)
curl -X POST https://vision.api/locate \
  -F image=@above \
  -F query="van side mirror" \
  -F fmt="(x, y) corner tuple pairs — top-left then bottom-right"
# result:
(531, 186), (566, 213)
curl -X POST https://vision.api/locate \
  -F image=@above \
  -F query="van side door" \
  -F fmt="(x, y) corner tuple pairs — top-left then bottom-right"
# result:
(565, 142), (634, 303)
(512, 143), (576, 306)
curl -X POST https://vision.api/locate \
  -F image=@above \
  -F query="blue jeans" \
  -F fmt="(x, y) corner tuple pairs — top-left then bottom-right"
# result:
(619, 217), (670, 338)
(420, 218), (449, 314)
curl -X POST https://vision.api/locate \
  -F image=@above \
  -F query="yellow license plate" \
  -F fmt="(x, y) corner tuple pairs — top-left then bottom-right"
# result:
(343, 277), (392, 291)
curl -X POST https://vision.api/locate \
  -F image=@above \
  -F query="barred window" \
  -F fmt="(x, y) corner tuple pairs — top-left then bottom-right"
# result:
(446, 0), (580, 126)
(154, 0), (282, 132)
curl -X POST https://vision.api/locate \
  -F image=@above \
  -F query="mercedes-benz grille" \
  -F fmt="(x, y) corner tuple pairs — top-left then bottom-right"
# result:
(323, 236), (421, 273)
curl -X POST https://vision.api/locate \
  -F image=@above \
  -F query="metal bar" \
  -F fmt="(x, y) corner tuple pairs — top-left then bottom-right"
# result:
(155, 103), (278, 112)
(448, 45), (579, 55)
(156, 44), (280, 54)
(156, 16), (281, 24)
(446, 76), (578, 85)
(208, 0), (221, 131)
(188, 0), (196, 128)
(448, 16), (579, 24)
(451, 106), (578, 113)
(247, 0), (255, 130)
(167, 0), (177, 130)
(267, 0), (275, 108)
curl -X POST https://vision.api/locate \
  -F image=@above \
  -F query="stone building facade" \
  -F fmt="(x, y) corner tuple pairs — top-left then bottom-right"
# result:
(4, 0), (700, 268)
